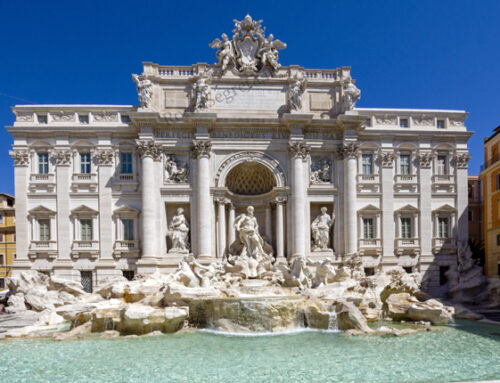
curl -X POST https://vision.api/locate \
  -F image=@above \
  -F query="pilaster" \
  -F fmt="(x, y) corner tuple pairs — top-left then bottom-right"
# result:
(379, 149), (396, 265)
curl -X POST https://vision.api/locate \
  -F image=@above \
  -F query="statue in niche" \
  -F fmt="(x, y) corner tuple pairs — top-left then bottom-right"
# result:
(132, 74), (152, 109)
(311, 207), (334, 251)
(167, 208), (190, 253)
(233, 206), (266, 258)
(342, 80), (361, 111)
(310, 158), (331, 184)
(164, 155), (188, 183)
(193, 74), (211, 110)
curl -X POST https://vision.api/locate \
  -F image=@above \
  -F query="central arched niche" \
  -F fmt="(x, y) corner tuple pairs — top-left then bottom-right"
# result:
(225, 161), (277, 195)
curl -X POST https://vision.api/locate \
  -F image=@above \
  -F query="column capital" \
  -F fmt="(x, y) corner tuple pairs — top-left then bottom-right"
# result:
(94, 149), (114, 166)
(337, 142), (359, 160)
(192, 139), (212, 158)
(9, 150), (29, 167)
(454, 152), (471, 169)
(137, 140), (162, 161)
(417, 151), (434, 168)
(288, 141), (310, 160)
(274, 196), (288, 204)
(378, 150), (395, 168)
(50, 149), (72, 167)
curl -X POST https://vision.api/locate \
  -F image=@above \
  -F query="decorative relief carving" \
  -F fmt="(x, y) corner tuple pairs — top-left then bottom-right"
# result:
(51, 150), (72, 166)
(454, 153), (471, 169)
(342, 80), (361, 112)
(288, 141), (310, 160)
(132, 74), (153, 110)
(378, 151), (395, 168)
(375, 116), (397, 125)
(164, 154), (189, 183)
(191, 139), (212, 158)
(93, 112), (118, 122)
(417, 152), (434, 168)
(209, 14), (286, 76)
(16, 113), (34, 122)
(413, 117), (434, 126)
(310, 157), (331, 184)
(449, 119), (464, 127)
(9, 150), (29, 166)
(137, 140), (162, 161)
(337, 142), (360, 160)
(287, 74), (306, 111)
(51, 112), (75, 122)
(94, 150), (114, 166)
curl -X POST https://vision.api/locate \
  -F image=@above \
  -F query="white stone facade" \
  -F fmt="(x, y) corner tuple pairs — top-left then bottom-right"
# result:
(6, 16), (472, 292)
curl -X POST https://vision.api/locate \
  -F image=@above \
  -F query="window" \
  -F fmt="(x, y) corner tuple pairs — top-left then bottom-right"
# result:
(122, 219), (134, 240)
(436, 155), (447, 175)
(498, 263), (500, 276)
(400, 118), (409, 128)
(0, 234), (3, 242)
(123, 270), (135, 281)
(439, 266), (449, 286)
(497, 234), (500, 246)
(403, 266), (413, 273)
(363, 218), (374, 239)
(0, 279), (4, 289)
(361, 154), (373, 175)
(7, 199), (13, 207)
(79, 114), (89, 124)
(37, 115), (47, 124)
(80, 219), (92, 241)
(468, 184), (473, 198)
(80, 271), (93, 293)
(438, 217), (449, 238)
(468, 211), (473, 221)
(0, 214), (3, 224)
(496, 174), (500, 191)
(121, 115), (131, 124)
(401, 217), (412, 238)
(400, 154), (411, 175)
(0, 254), (4, 265)
(121, 152), (133, 174)
(39, 219), (50, 241)
(437, 120), (445, 129)
(364, 267), (375, 276)
(80, 153), (91, 174)
(38, 153), (49, 174)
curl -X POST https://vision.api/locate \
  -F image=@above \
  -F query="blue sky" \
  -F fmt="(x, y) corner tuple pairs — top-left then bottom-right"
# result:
(1, 0), (499, 196)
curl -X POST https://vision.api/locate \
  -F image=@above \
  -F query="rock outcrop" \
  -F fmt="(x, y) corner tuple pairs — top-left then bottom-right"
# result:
(384, 293), (453, 325)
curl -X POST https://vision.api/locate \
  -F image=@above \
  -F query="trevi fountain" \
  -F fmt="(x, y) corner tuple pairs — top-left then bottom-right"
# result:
(2, 14), (500, 383)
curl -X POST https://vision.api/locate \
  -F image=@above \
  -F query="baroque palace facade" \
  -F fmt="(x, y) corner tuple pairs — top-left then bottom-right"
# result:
(7, 16), (471, 291)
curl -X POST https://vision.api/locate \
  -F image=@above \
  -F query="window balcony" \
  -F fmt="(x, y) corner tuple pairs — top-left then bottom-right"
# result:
(71, 173), (98, 192)
(113, 240), (140, 258)
(432, 237), (457, 255)
(119, 174), (134, 181)
(358, 238), (382, 257)
(29, 173), (56, 193)
(395, 238), (420, 256)
(394, 174), (418, 192)
(71, 240), (99, 258)
(432, 174), (455, 193)
(356, 174), (380, 192)
(113, 173), (139, 192)
(28, 240), (57, 258)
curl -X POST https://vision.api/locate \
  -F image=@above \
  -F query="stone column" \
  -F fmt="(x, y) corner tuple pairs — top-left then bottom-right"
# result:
(455, 152), (471, 241)
(228, 203), (236, 246)
(137, 140), (162, 259)
(289, 141), (309, 259)
(9, 150), (30, 272)
(217, 198), (226, 258)
(275, 197), (286, 260)
(192, 140), (212, 259)
(95, 149), (114, 262)
(53, 150), (72, 262)
(379, 150), (396, 265)
(265, 203), (272, 244)
(417, 151), (434, 277)
(340, 142), (359, 255)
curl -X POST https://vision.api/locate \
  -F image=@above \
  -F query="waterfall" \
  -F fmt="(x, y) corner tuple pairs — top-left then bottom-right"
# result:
(327, 306), (338, 331)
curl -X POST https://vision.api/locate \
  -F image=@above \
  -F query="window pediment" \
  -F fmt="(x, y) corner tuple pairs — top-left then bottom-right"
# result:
(432, 204), (456, 213)
(113, 205), (140, 217)
(395, 204), (419, 214)
(357, 204), (381, 214)
(71, 205), (99, 216)
(28, 205), (56, 217)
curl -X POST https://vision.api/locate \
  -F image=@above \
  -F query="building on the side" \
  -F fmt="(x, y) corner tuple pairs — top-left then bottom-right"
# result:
(468, 175), (483, 247)
(0, 193), (15, 290)
(482, 125), (500, 277)
(5, 15), (472, 293)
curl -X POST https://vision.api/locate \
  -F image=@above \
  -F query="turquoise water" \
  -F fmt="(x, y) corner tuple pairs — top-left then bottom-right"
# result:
(1, 321), (500, 383)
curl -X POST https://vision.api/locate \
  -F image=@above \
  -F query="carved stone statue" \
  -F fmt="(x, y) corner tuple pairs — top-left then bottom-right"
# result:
(192, 75), (211, 110)
(132, 74), (153, 109)
(209, 33), (236, 74)
(167, 208), (190, 253)
(258, 34), (285, 72)
(164, 155), (188, 183)
(310, 158), (331, 183)
(343, 80), (361, 111)
(288, 75), (306, 111)
(311, 207), (334, 251)
(233, 206), (266, 258)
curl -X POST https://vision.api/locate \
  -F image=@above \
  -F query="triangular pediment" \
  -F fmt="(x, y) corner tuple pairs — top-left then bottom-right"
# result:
(113, 205), (141, 215)
(71, 205), (99, 215)
(28, 205), (56, 215)
(358, 204), (380, 213)
(433, 204), (456, 213)
(395, 204), (419, 213)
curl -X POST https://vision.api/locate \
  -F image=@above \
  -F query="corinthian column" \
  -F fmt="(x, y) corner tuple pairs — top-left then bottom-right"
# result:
(339, 142), (359, 255)
(275, 197), (286, 260)
(137, 140), (162, 259)
(289, 141), (310, 259)
(216, 198), (227, 258)
(192, 139), (212, 259)
(228, 203), (236, 246)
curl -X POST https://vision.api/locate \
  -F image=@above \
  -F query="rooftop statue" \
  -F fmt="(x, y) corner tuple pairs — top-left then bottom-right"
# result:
(210, 14), (286, 75)
(132, 74), (152, 110)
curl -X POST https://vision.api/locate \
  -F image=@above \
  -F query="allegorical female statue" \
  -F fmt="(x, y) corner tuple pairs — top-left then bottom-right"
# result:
(311, 207), (334, 251)
(167, 208), (190, 253)
(233, 206), (266, 258)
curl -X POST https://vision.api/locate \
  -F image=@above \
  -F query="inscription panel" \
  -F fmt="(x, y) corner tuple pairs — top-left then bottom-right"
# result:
(211, 85), (286, 110)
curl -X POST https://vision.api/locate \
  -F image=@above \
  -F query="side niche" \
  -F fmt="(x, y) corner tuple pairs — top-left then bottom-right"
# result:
(165, 203), (191, 255)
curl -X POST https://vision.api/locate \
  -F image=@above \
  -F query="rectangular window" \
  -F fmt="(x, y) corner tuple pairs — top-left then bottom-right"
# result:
(0, 254), (4, 265)
(38, 153), (49, 174)
(468, 211), (473, 221)
(0, 215), (3, 223)
(437, 155), (447, 175)
(80, 219), (92, 241)
(0, 278), (4, 289)
(80, 153), (91, 174)
(37, 115), (47, 124)
(0, 234), (3, 242)
(400, 118), (409, 128)
(39, 219), (50, 241)
(496, 174), (500, 191)
(437, 120), (445, 129)
(362, 154), (373, 175)
(80, 271), (93, 293)
(401, 217), (412, 238)
(122, 219), (134, 240)
(497, 234), (500, 246)
(438, 217), (449, 238)
(363, 218), (374, 239)
(400, 154), (411, 175)
(121, 152), (133, 174)
(78, 114), (89, 124)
